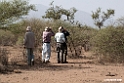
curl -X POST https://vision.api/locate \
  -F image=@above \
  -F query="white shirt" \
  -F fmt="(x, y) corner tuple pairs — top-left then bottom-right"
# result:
(55, 32), (65, 43)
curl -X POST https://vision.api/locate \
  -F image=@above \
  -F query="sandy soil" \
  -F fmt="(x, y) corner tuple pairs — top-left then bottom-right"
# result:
(0, 46), (123, 83)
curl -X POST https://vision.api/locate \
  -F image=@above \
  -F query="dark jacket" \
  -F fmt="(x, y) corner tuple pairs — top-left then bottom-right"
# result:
(24, 31), (35, 48)
(62, 30), (70, 42)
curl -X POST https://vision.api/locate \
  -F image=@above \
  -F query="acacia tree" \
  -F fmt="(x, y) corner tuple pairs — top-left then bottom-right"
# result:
(0, 0), (36, 28)
(42, 1), (77, 23)
(91, 8), (114, 29)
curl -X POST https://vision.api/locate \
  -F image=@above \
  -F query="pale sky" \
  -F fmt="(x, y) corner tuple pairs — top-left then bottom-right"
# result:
(29, 0), (124, 19)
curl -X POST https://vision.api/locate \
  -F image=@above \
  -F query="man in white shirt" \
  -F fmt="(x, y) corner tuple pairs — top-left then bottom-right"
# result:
(55, 27), (65, 63)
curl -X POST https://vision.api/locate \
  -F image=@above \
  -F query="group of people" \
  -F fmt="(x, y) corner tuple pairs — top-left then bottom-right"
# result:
(23, 26), (70, 66)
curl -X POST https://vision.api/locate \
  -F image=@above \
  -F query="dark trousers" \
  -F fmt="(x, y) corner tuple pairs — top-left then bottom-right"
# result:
(56, 43), (67, 63)
(64, 43), (67, 61)
(27, 48), (34, 65)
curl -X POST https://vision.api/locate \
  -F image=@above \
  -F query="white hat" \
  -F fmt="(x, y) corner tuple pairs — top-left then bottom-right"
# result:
(26, 26), (31, 31)
(45, 27), (49, 31)
(58, 26), (63, 31)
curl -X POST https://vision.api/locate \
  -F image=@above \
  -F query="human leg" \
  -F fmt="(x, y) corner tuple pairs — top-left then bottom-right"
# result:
(57, 52), (60, 63)
(30, 48), (34, 65)
(63, 43), (68, 63)
(61, 43), (65, 63)
(56, 43), (61, 63)
(27, 48), (31, 65)
(45, 43), (51, 62)
(42, 43), (47, 63)
(61, 50), (64, 63)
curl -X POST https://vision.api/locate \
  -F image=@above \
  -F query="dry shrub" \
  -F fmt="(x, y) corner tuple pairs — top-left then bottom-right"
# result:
(0, 30), (15, 46)
(0, 47), (9, 65)
(10, 57), (19, 66)
(13, 19), (97, 60)
(0, 47), (9, 73)
(0, 63), (6, 73)
(91, 26), (124, 63)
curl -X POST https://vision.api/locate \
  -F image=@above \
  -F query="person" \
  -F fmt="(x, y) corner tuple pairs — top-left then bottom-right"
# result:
(24, 26), (35, 66)
(42, 27), (54, 63)
(60, 26), (70, 63)
(55, 27), (66, 63)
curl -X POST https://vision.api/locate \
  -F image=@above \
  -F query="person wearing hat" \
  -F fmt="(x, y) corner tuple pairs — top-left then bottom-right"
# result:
(42, 27), (55, 63)
(55, 27), (66, 63)
(24, 26), (35, 66)
(59, 26), (70, 63)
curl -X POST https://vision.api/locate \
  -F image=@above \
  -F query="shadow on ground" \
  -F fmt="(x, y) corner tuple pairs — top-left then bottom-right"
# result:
(10, 60), (93, 72)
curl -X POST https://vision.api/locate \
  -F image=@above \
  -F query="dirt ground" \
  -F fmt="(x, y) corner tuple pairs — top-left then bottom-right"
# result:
(0, 46), (124, 83)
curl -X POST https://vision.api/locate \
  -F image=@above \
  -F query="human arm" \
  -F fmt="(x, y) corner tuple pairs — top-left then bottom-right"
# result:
(63, 29), (70, 36)
(48, 27), (55, 36)
(23, 33), (27, 45)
